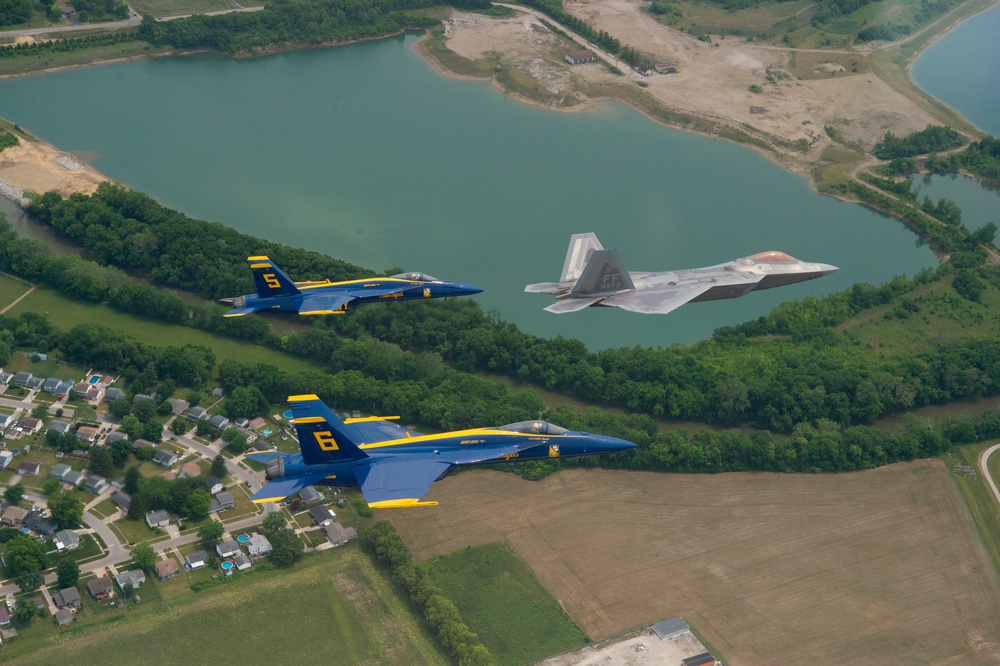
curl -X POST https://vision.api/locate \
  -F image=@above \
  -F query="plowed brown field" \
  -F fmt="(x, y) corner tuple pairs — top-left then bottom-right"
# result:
(389, 461), (1000, 666)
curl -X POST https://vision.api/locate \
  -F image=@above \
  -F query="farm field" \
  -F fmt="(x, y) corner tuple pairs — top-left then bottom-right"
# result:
(427, 542), (587, 665)
(7, 548), (450, 665)
(390, 464), (1000, 666)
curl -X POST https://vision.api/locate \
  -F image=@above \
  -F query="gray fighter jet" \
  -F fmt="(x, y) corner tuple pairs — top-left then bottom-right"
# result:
(525, 233), (838, 314)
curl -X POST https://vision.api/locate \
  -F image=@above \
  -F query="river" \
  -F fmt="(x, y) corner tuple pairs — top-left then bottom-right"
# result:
(0, 34), (939, 350)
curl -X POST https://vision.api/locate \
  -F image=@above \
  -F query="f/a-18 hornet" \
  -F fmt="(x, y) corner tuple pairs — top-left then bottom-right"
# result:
(248, 394), (636, 508)
(222, 256), (483, 317)
(525, 233), (838, 314)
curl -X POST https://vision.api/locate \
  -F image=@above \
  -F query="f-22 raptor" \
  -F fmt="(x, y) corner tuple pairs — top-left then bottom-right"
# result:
(248, 394), (636, 508)
(525, 233), (838, 314)
(222, 256), (482, 317)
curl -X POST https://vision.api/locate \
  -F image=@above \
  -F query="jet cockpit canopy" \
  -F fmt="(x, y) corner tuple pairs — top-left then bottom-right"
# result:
(392, 272), (439, 282)
(497, 421), (569, 435)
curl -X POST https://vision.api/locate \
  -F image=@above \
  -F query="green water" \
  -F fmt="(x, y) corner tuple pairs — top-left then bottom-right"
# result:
(0, 34), (937, 349)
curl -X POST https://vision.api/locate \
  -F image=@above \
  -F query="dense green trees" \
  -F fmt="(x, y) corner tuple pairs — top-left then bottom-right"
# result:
(874, 125), (965, 159)
(57, 557), (80, 588)
(0, 0), (36, 27)
(4, 536), (48, 576)
(49, 491), (84, 529)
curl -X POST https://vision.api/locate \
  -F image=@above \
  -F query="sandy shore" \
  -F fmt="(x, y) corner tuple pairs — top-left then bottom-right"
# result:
(0, 138), (106, 200)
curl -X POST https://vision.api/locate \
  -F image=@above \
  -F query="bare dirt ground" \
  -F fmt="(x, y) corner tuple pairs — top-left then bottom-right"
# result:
(390, 462), (1000, 666)
(438, 2), (941, 174)
(541, 628), (710, 665)
(0, 139), (105, 197)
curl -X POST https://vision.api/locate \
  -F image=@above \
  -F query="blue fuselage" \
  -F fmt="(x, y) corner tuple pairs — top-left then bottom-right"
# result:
(245, 278), (483, 314)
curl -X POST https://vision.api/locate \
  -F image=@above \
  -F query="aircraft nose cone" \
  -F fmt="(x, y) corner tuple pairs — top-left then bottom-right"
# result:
(459, 284), (484, 296)
(818, 263), (839, 276)
(600, 435), (637, 453)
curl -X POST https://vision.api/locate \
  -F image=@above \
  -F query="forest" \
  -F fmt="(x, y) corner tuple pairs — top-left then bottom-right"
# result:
(873, 125), (965, 160)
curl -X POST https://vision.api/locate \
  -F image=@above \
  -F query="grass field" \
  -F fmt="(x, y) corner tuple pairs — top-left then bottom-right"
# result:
(390, 464), (1000, 666)
(127, 0), (237, 17)
(8, 548), (450, 665)
(427, 542), (587, 665)
(947, 443), (1000, 579)
(9, 286), (318, 374)
(0, 273), (31, 310)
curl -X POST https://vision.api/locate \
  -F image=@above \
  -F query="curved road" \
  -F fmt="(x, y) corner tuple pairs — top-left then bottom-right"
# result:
(978, 442), (1000, 507)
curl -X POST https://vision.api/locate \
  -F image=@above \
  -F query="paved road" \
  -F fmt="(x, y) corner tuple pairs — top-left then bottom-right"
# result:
(0, 11), (141, 38)
(978, 442), (1000, 507)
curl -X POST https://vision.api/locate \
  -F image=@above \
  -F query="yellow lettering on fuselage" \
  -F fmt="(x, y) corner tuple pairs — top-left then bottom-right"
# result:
(379, 292), (404, 299)
(460, 439), (484, 445)
(499, 452), (519, 460)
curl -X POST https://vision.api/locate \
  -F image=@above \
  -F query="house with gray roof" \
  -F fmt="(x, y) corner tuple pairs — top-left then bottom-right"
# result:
(233, 553), (251, 571)
(323, 522), (358, 547)
(0, 371), (12, 385)
(299, 486), (322, 506)
(55, 379), (75, 396)
(13, 371), (33, 388)
(206, 475), (224, 495)
(25, 377), (44, 390)
(42, 377), (62, 393)
(104, 387), (125, 402)
(209, 414), (230, 430)
(185, 550), (208, 570)
(0, 413), (11, 429)
(63, 469), (85, 488)
(187, 406), (208, 422)
(0, 451), (12, 470)
(217, 540), (241, 559)
(112, 490), (131, 511)
(132, 438), (156, 449)
(106, 431), (128, 445)
(55, 529), (80, 551)
(17, 459), (42, 476)
(309, 505), (335, 527)
(50, 462), (72, 480)
(84, 474), (110, 495)
(152, 450), (180, 467)
(17, 418), (42, 436)
(211, 387), (224, 398)
(88, 576), (114, 600)
(145, 509), (170, 529)
(209, 491), (234, 514)
(246, 533), (272, 559)
(54, 609), (74, 626)
(25, 512), (58, 535)
(47, 420), (72, 435)
(166, 398), (190, 416)
(132, 393), (155, 405)
(115, 569), (145, 591)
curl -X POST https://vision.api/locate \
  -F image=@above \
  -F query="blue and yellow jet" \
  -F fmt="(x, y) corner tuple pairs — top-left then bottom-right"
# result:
(248, 394), (637, 508)
(222, 256), (483, 317)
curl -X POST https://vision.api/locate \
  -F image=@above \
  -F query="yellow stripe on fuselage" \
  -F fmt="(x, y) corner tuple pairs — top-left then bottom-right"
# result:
(299, 310), (346, 315)
(297, 277), (422, 290)
(368, 499), (439, 509)
(343, 416), (401, 423)
(292, 416), (326, 424)
(358, 428), (558, 450)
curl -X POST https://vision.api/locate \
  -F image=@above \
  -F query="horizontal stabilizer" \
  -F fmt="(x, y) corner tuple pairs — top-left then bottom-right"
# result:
(251, 474), (328, 504)
(244, 451), (286, 464)
(544, 296), (604, 314)
(524, 282), (566, 295)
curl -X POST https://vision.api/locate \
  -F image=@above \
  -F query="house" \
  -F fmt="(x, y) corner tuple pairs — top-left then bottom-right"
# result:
(55, 529), (80, 551)
(187, 406), (209, 422)
(246, 533), (272, 559)
(323, 522), (358, 547)
(145, 509), (170, 529)
(25, 512), (58, 535)
(50, 462), (72, 480)
(106, 431), (128, 445)
(208, 414), (230, 430)
(185, 550), (208, 570)
(85, 387), (104, 403)
(0, 607), (8, 626)
(52, 586), (82, 611)
(0, 505), (27, 527)
(249, 440), (273, 453)
(111, 490), (131, 511)
(216, 540), (241, 559)
(299, 486), (323, 506)
(54, 609), (74, 626)
(233, 553), (251, 571)
(211, 387), (224, 398)
(155, 558), (180, 580)
(88, 576), (114, 600)
(18, 418), (42, 435)
(76, 425), (99, 443)
(209, 491), (234, 514)
(13, 371), (33, 388)
(72, 382), (91, 398)
(98, 374), (115, 388)
(23, 596), (46, 612)
(234, 417), (250, 429)
(237, 427), (258, 444)
(633, 63), (652, 76)
(84, 474), (110, 495)
(0, 451), (12, 470)
(104, 387), (125, 402)
(17, 459), (42, 476)
(42, 377), (62, 393)
(0, 413), (11, 429)
(62, 470), (85, 488)
(115, 569), (145, 591)
(206, 475), (224, 495)
(655, 62), (677, 74)
(0, 370), (12, 385)
(55, 379), (75, 396)
(565, 49), (595, 65)
(46, 420), (72, 435)
(131, 393), (155, 405)
(132, 438), (155, 450)
(166, 398), (189, 416)
(152, 450), (180, 467)
(309, 505), (335, 527)
(26, 377), (43, 390)
(681, 653), (718, 666)
(249, 417), (267, 431)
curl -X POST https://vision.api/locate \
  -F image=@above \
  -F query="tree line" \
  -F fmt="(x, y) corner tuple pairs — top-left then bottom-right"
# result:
(874, 125), (965, 160)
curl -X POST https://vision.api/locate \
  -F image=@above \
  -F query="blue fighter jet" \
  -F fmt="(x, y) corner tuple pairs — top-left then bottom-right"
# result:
(249, 394), (637, 508)
(221, 256), (483, 317)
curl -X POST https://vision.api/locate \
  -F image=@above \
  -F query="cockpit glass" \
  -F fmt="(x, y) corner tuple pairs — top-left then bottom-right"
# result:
(391, 272), (438, 281)
(498, 421), (569, 435)
(751, 251), (797, 263)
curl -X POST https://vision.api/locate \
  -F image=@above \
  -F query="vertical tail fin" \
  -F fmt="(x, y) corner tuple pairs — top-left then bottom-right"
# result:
(571, 249), (635, 295)
(288, 394), (368, 466)
(559, 233), (605, 283)
(248, 256), (300, 299)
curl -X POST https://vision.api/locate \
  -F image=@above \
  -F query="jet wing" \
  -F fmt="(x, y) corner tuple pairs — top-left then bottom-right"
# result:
(347, 419), (418, 444)
(600, 282), (716, 314)
(354, 458), (453, 508)
(244, 451), (285, 464)
(223, 305), (259, 317)
(543, 296), (605, 314)
(298, 293), (356, 315)
(250, 473), (330, 503)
